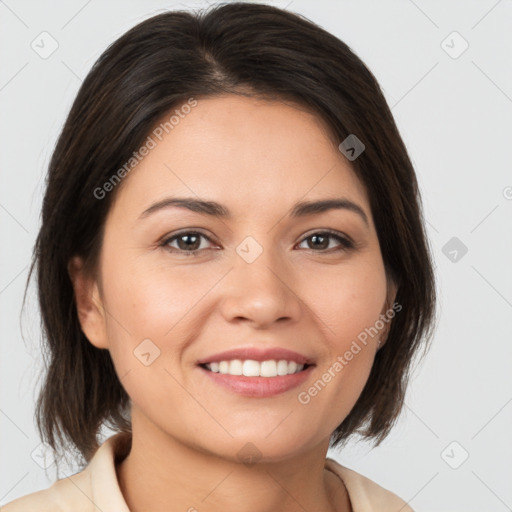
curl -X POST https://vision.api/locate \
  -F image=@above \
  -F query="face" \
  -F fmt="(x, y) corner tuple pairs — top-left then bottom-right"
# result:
(69, 94), (396, 462)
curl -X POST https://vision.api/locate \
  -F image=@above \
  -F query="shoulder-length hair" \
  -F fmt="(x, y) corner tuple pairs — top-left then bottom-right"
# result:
(24, 1), (436, 471)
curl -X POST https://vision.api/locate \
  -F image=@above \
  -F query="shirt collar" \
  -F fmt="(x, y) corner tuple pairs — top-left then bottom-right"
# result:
(87, 431), (132, 512)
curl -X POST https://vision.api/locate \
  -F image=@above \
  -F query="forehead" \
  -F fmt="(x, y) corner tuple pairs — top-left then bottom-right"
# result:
(108, 94), (370, 223)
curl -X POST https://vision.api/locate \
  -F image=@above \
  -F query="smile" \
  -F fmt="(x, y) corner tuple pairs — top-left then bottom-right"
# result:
(198, 360), (315, 398)
(202, 359), (309, 377)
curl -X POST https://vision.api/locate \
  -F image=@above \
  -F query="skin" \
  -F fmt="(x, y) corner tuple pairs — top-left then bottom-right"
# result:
(68, 94), (397, 512)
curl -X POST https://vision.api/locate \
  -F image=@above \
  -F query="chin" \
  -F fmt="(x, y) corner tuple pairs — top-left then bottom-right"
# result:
(207, 429), (319, 465)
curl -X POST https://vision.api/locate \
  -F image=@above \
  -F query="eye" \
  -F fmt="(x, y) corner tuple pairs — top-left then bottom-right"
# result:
(160, 230), (217, 256)
(296, 231), (354, 253)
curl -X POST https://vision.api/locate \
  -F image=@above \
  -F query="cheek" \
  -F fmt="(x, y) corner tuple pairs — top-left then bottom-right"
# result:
(102, 261), (212, 370)
(307, 257), (388, 349)
(298, 257), (387, 416)
(101, 264), (197, 411)
(106, 256), (200, 330)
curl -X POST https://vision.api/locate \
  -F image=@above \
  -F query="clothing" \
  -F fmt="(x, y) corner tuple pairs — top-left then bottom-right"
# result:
(1, 432), (414, 511)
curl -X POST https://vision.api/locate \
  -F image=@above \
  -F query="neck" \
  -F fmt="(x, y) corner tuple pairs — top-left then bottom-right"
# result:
(115, 409), (351, 512)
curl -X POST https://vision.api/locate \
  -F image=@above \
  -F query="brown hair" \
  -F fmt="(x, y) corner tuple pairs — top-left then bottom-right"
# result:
(23, 1), (437, 472)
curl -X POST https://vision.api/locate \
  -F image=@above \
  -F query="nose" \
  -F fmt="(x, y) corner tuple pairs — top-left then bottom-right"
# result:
(219, 248), (302, 329)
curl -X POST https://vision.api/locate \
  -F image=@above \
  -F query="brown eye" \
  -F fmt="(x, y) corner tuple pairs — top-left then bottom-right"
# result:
(161, 231), (214, 256)
(298, 231), (354, 252)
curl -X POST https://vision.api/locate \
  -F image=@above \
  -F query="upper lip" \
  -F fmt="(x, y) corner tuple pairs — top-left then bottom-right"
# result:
(196, 347), (315, 366)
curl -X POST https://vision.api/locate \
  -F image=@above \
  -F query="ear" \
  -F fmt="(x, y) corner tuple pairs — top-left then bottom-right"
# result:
(378, 277), (399, 349)
(67, 255), (109, 350)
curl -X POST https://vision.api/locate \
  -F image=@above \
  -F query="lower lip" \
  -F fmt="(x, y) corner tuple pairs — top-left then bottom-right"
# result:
(198, 365), (315, 398)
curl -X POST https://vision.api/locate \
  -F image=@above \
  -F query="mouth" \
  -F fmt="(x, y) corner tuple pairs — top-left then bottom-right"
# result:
(198, 360), (315, 377)
(197, 359), (316, 398)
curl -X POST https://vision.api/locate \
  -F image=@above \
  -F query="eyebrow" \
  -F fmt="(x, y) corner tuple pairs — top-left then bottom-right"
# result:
(139, 197), (369, 227)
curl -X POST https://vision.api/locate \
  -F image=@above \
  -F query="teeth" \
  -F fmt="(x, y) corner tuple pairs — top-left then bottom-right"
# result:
(205, 359), (305, 377)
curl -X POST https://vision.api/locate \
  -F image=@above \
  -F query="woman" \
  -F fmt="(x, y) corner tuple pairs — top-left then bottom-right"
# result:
(3, 2), (436, 511)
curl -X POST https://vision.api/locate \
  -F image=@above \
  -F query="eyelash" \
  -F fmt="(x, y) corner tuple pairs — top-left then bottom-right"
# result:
(159, 229), (355, 257)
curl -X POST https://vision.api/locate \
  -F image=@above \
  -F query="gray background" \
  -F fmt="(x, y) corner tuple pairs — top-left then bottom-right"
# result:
(1, 1), (511, 511)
